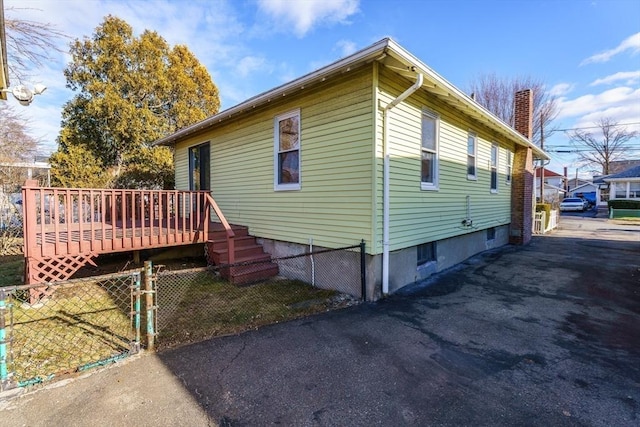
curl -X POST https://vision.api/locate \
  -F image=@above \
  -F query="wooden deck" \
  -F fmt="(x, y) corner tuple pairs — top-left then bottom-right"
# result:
(21, 181), (239, 286)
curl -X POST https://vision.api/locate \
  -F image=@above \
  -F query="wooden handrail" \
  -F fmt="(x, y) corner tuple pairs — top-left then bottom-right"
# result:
(21, 182), (225, 260)
(204, 193), (235, 264)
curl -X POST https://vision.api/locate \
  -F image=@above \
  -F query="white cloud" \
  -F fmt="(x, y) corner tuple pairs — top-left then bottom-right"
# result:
(257, 0), (359, 37)
(590, 71), (640, 86)
(334, 39), (357, 57)
(235, 56), (270, 78)
(556, 86), (640, 136)
(580, 32), (640, 65)
(549, 83), (575, 97)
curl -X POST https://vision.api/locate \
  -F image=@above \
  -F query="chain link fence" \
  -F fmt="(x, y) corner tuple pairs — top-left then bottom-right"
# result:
(1, 270), (142, 390)
(0, 243), (367, 388)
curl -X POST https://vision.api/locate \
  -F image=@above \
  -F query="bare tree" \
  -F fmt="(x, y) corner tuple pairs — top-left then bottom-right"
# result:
(4, 6), (67, 82)
(468, 73), (559, 147)
(567, 118), (638, 175)
(0, 102), (40, 189)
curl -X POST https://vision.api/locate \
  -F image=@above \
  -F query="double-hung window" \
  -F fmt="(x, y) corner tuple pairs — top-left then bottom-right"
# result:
(505, 150), (512, 184)
(274, 110), (301, 191)
(490, 143), (498, 193)
(421, 109), (439, 190)
(467, 132), (477, 180)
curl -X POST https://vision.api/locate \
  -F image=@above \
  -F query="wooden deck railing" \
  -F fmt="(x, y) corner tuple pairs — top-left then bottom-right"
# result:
(21, 180), (236, 266)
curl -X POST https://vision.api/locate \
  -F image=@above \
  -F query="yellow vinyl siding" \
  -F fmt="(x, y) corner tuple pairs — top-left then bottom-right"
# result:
(174, 66), (375, 249)
(376, 67), (514, 252)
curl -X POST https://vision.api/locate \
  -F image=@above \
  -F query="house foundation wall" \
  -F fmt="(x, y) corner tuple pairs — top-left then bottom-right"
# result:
(380, 225), (510, 295)
(257, 225), (508, 301)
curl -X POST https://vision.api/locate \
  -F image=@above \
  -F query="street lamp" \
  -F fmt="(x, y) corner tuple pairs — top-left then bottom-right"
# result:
(1, 83), (47, 106)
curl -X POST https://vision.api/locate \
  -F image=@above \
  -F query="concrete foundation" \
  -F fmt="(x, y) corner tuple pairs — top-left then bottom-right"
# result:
(255, 225), (509, 301)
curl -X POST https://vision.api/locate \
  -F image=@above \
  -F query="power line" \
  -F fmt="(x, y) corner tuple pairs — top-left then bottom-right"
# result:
(555, 122), (640, 132)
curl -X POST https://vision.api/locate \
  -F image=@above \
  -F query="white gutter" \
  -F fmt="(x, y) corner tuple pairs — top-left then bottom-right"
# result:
(382, 71), (423, 295)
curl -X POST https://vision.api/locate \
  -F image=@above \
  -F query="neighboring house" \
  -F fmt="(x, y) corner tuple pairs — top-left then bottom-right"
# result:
(566, 177), (591, 193)
(0, 160), (50, 229)
(535, 168), (565, 190)
(608, 159), (640, 175)
(604, 165), (640, 200)
(534, 168), (566, 204)
(571, 182), (598, 205)
(155, 38), (547, 297)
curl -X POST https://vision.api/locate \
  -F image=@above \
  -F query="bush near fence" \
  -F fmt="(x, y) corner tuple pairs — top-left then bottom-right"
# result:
(607, 199), (640, 219)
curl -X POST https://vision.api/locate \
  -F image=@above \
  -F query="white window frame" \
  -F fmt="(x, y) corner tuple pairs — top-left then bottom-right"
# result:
(490, 143), (499, 193)
(467, 131), (477, 180)
(505, 150), (512, 185)
(420, 109), (439, 191)
(274, 109), (301, 191)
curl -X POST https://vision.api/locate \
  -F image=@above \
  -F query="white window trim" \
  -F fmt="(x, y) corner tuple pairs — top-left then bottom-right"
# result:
(505, 150), (512, 185)
(420, 109), (439, 191)
(490, 143), (499, 194)
(467, 131), (477, 181)
(274, 109), (301, 191)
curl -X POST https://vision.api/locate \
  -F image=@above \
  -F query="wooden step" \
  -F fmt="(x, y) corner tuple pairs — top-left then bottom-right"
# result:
(209, 246), (269, 264)
(208, 227), (249, 241)
(207, 235), (257, 250)
(225, 262), (280, 286)
(205, 223), (279, 285)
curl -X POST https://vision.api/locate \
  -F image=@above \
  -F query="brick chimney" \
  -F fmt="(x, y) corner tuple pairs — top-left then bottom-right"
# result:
(509, 89), (535, 245)
(514, 89), (533, 139)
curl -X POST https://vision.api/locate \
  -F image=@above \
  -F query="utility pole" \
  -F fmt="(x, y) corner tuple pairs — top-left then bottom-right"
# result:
(540, 112), (545, 201)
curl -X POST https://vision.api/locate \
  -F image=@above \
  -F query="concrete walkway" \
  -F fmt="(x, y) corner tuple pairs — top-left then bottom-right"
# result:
(2, 217), (639, 426)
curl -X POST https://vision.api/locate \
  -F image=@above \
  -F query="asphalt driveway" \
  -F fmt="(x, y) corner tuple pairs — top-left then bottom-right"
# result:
(2, 216), (639, 426)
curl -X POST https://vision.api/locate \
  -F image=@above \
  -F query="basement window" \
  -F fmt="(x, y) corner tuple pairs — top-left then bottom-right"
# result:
(487, 227), (496, 241)
(417, 242), (437, 266)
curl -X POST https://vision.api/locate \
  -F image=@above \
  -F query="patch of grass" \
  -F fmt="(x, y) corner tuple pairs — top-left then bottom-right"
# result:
(0, 255), (24, 287)
(6, 279), (133, 384)
(156, 271), (357, 350)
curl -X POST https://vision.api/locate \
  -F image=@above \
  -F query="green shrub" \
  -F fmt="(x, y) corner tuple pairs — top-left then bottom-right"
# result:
(608, 199), (640, 210)
(535, 203), (551, 229)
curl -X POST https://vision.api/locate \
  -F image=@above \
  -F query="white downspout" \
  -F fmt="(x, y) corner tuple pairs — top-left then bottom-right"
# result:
(382, 70), (423, 295)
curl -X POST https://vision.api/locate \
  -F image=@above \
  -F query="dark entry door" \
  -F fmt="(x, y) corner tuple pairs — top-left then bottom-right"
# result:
(189, 143), (210, 191)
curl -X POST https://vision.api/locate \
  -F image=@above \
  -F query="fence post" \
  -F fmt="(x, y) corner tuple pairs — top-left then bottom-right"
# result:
(0, 288), (9, 390)
(360, 240), (366, 301)
(133, 272), (141, 352)
(143, 261), (155, 352)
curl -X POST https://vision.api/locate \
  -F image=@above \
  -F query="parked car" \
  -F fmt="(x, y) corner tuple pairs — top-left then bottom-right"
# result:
(560, 198), (586, 212)
(580, 198), (590, 210)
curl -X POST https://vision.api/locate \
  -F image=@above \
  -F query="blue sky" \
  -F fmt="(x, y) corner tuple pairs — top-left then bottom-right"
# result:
(5, 0), (640, 178)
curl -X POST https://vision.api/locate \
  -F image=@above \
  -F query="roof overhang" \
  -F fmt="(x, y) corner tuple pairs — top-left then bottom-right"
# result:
(0, 0), (9, 101)
(153, 38), (549, 160)
(604, 177), (640, 182)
